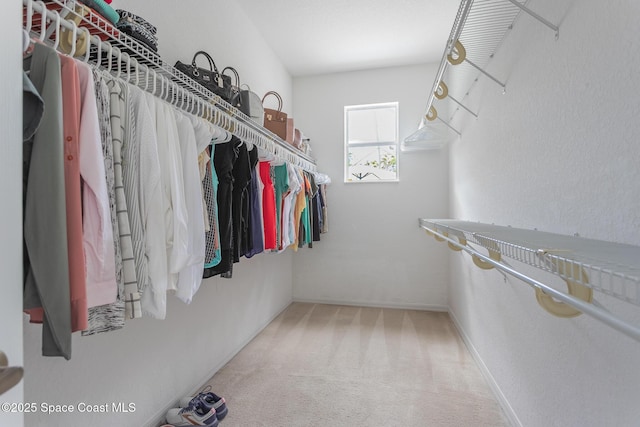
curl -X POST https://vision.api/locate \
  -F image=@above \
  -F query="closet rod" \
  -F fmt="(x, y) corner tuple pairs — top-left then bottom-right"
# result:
(420, 221), (640, 343)
(23, 0), (318, 173)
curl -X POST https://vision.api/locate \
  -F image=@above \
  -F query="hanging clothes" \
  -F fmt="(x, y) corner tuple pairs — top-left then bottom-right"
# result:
(83, 68), (126, 335)
(56, 54), (88, 333)
(202, 145), (222, 269)
(260, 161), (277, 250)
(320, 184), (329, 234)
(23, 43), (72, 359)
(203, 138), (239, 278)
(281, 163), (300, 252)
(273, 163), (289, 251)
(107, 79), (141, 320)
(232, 142), (252, 263)
(174, 110), (206, 304)
(149, 96), (190, 296)
(305, 171), (320, 244)
(245, 147), (264, 258)
(121, 86), (168, 319)
(291, 168), (306, 252)
(76, 60), (118, 308)
(300, 172), (312, 247)
(22, 71), (44, 141)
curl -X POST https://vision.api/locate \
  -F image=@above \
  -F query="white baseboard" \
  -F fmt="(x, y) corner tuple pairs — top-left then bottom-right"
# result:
(144, 299), (293, 427)
(448, 310), (522, 427)
(292, 297), (448, 312)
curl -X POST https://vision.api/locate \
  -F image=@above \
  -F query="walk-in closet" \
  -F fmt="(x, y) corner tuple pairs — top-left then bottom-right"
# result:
(3, 0), (640, 426)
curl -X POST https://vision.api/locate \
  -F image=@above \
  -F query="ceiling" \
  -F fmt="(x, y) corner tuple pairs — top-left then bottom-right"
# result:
(236, 0), (461, 77)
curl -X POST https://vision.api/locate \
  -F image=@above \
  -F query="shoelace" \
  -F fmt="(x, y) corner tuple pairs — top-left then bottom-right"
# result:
(182, 399), (207, 416)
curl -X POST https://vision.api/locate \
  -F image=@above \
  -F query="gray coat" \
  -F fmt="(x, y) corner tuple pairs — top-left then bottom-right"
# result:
(23, 43), (72, 360)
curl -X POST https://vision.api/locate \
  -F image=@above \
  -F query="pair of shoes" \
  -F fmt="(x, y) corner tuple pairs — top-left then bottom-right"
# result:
(180, 386), (228, 422)
(165, 398), (219, 427)
(0, 351), (24, 396)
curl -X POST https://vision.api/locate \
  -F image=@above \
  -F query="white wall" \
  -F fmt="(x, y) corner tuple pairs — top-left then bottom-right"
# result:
(23, 2), (296, 426)
(1, 1), (24, 426)
(447, 0), (640, 426)
(292, 64), (450, 310)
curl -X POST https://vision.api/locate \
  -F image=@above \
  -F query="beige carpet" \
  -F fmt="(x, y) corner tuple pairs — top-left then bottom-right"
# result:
(204, 303), (508, 427)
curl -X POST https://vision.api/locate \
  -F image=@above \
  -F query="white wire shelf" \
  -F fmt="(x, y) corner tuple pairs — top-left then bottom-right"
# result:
(419, 218), (640, 342)
(23, 0), (317, 172)
(412, 0), (559, 142)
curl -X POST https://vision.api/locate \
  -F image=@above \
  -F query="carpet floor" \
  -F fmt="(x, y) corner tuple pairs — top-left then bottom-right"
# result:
(203, 303), (509, 427)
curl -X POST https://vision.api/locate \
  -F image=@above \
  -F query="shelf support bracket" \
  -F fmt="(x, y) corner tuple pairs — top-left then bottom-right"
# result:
(436, 116), (462, 136)
(447, 94), (478, 118)
(504, 0), (560, 39)
(464, 58), (506, 92)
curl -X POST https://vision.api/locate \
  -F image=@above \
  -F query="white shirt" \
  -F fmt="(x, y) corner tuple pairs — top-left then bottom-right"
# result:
(77, 61), (117, 308)
(174, 111), (207, 303)
(148, 95), (190, 292)
(128, 88), (168, 319)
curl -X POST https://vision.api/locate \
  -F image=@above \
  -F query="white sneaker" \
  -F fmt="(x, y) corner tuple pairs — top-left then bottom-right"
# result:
(165, 398), (219, 426)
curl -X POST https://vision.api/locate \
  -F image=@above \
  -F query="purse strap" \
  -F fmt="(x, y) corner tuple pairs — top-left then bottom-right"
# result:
(191, 51), (219, 73)
(222, 67), (240, 87)
(261, 91), (283, 112)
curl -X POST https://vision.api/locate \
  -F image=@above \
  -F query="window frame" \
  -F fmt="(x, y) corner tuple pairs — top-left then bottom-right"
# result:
(344, 102), (400, 184)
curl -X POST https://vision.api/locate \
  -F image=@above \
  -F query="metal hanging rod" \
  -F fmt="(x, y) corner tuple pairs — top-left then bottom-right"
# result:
(419, 219), (640, 343)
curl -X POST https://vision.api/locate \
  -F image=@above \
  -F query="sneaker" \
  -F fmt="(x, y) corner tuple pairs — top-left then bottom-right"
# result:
(180, 386), (228, 421)
(166, 398), (219, 427)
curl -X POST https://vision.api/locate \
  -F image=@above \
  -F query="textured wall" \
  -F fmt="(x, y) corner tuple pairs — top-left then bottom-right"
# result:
(447, 0), (640, 425)
(292, 64), (450, 310)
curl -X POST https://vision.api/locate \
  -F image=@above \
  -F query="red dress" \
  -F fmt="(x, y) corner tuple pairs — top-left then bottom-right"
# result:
(260, 161), (277, 250)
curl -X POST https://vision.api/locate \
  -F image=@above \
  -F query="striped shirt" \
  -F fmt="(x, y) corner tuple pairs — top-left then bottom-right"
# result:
(107, 79), (142, 320)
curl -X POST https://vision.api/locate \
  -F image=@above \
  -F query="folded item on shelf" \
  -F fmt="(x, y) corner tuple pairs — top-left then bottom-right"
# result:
(116, 21), (158, 52)
(116, 9), (157, 35)
(78, 0), (119, 25)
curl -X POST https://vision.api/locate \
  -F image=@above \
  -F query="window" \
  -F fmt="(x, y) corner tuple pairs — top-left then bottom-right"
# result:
(344, 102), (399, 183)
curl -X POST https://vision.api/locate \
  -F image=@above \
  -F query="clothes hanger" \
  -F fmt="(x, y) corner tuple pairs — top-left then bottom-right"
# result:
(35, 1), (46, 43)
(22, 30), (30, 53)
(83, 30), (93, 64)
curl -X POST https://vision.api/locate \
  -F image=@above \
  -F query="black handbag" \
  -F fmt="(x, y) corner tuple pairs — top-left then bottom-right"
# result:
(175, 51), (232, 101)
(225, 66), (242, 110)
(239, 87), (265, 126)
(226, 68), (264, 126)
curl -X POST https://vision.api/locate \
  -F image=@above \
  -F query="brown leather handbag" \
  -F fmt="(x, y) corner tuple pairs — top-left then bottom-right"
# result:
(262, 91), (293, 142)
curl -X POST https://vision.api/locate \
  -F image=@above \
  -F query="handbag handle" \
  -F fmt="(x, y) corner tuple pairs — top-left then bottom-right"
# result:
(261, 91), (283, 112)
(222, 66), (240, 87)
(191, 51), (219, 73)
